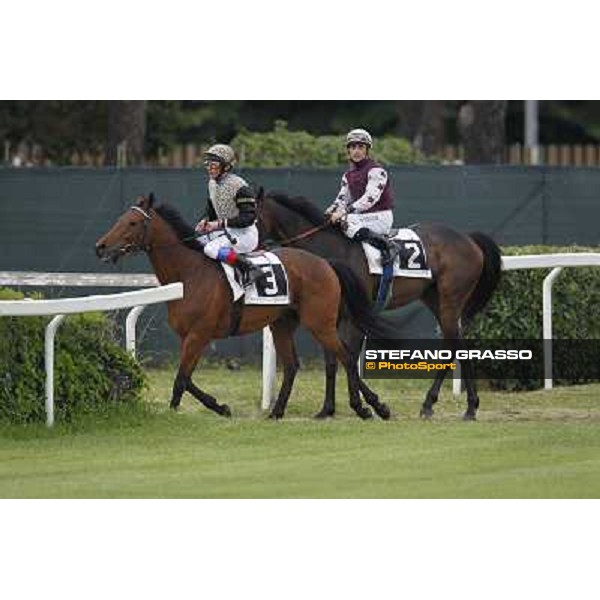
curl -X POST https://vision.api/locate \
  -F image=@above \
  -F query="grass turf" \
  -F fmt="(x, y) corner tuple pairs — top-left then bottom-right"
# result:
(1, 366), (599, 498)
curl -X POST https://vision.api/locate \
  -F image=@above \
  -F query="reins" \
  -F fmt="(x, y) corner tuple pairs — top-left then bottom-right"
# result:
(130, 204), (330, 254)
(276, 222), (331, 246)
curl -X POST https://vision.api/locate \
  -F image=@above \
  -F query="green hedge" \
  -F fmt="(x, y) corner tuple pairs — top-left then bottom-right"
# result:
(231, 120), (430, 168)
(467, 245), (600, 390)
(0, 288), (147, 424)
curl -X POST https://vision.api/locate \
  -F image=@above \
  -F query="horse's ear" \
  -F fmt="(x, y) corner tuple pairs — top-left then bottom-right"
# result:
(136, 195), (152, 212)
(148, 192), (156, 207)
(256, 186), (264, 202)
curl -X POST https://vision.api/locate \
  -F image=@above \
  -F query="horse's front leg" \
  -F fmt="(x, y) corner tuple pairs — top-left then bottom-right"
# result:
(170, 332), (231, 417)
(186, 378), (232, 418)
(169, 367), (187, 410)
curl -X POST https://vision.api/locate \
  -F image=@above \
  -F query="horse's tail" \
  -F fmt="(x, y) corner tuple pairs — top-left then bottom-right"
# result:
(463, 232), (502, 323)
(329, 261), (398, 339)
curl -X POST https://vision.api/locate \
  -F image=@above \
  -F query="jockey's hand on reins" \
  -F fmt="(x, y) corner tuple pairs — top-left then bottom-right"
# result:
(329, 210), (348, 231)
(329, 209), (345, 223)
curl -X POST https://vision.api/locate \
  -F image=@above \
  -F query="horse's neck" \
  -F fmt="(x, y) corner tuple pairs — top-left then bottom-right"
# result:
(147, 221), (205, 285)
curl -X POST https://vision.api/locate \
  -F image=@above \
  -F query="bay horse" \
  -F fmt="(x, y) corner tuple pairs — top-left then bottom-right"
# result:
(257, 192), (502, 420)
(95, 194), (396, 420)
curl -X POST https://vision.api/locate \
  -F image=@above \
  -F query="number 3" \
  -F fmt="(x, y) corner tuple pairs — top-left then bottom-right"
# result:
(262, 267), (278, 295)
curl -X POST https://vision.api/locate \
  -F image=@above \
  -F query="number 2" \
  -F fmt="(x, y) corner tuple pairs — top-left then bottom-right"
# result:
(405, 242), (421, 269)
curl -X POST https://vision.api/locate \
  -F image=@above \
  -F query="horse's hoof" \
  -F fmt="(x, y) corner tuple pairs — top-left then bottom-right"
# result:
(268, 411), (283, 420)
(169, 403), (179, 412)
(357, 407), (373, 420)
(420, 407), (434, 419)
(314, 410), (334, 420)
(375, 403), (392, 420)
(462, 412), (477, 422)
(221, 404), (232, 418)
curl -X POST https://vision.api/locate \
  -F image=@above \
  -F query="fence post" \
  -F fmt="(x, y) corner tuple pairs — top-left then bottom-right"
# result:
(543, 267), (562, 390)
(45, 315), (66, 427)
(262, 327), (277, 410)
(125, 306), (146, 358)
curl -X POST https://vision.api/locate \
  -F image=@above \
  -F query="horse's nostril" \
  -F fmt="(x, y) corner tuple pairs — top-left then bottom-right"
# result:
(95, 243), (105, 258)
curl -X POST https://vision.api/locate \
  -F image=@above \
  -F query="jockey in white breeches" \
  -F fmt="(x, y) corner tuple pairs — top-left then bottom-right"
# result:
(195, 144), (265, 285)
(325, 128), (398, 266)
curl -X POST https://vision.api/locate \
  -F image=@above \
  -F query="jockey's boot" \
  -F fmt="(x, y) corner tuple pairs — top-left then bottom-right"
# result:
(234, 255), (268, 287)
(354, 228), (399, 267)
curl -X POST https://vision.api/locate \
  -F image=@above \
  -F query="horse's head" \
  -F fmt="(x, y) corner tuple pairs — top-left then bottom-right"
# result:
(95, 193), (156, 263)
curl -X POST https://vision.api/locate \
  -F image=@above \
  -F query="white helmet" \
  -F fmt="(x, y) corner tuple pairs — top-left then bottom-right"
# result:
(204, 144), (236, 170)
(346, 128), (373, 148)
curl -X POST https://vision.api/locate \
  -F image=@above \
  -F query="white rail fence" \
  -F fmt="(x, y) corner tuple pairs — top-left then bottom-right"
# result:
(0, 272), (160, 356)
(261, 253), (600, 409)
(0, 272), (181, 427)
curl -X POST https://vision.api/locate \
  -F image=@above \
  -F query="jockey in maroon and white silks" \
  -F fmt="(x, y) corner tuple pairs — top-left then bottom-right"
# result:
(325, 129), (398, 265)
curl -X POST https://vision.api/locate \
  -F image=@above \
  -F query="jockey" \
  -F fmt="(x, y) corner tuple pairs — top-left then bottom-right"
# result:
(195, 143), (266, 285)
(325, 128), (398, 266)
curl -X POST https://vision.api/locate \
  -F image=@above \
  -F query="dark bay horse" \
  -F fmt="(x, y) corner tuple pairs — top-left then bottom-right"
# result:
(257, 192), (502, 420)
(95, 194), (395, 420)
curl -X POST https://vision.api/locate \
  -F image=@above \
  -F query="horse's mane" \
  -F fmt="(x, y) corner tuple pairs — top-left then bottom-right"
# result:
(267, 192), (327, 227)
(154, 203), (204, 251)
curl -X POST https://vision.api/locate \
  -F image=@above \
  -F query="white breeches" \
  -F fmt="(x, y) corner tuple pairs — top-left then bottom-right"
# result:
(344, 210), (394, 238)
(199, 224), (259, 259)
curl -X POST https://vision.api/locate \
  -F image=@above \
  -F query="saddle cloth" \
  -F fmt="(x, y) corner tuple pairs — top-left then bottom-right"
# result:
(362, 228), (432, 279)
(221, 251), (290, 305)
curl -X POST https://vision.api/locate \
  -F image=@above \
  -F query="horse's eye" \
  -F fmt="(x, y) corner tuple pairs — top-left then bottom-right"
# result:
(129, 222), (136, 227)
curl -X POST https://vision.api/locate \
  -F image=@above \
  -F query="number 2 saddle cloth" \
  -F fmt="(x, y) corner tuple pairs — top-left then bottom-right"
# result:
(221, 251), (290, 305)
(361, 227), (432, 279)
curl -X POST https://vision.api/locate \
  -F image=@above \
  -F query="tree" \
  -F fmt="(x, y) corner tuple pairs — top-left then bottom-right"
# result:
(0, 101), (106, 164)
(457, 100), (507, 164)
(396, 101), (446, 157)
(105, 101), (147, 166)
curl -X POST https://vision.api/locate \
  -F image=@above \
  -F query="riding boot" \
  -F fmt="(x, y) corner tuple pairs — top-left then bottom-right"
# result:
(235, 255), (268, 287)
(354, 229), (399, 266)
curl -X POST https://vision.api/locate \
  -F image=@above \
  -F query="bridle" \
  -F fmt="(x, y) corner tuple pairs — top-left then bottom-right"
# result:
(123, 205), (199, 254)
(123, 205), (153, 254)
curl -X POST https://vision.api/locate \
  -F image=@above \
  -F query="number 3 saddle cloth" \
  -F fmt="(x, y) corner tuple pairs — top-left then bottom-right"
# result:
(221, 251), (290, 304)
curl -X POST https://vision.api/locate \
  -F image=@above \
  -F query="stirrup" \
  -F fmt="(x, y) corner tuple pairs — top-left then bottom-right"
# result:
(244, 266), (268, 286)
(366, 233), (399, 266)
(236, 258), (267, 287)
